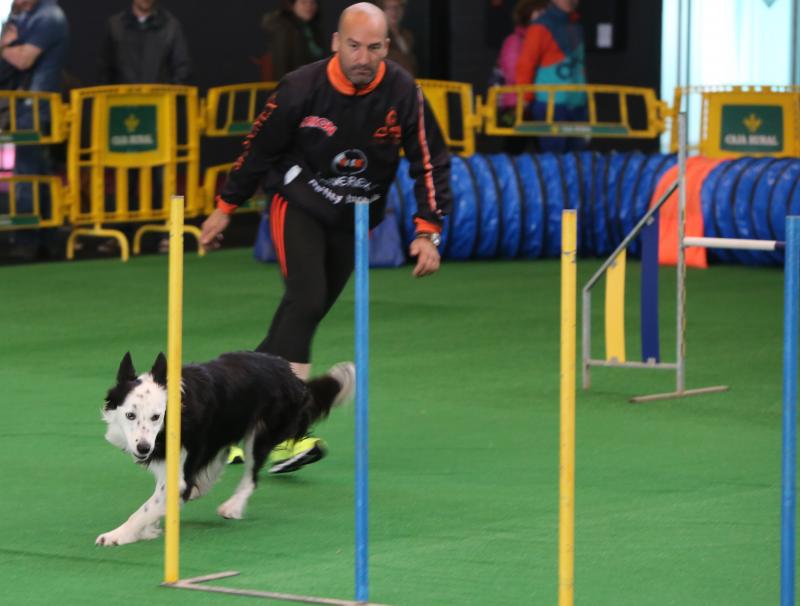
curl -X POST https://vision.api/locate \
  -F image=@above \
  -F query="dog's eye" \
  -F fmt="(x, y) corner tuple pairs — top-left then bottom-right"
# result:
(150, 414), (160, 422)
(125, 412), (136, 421)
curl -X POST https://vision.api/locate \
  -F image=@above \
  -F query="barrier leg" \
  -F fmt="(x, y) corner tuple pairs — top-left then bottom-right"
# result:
(67, 225), (129, 262)
(133, 223), (205, 257)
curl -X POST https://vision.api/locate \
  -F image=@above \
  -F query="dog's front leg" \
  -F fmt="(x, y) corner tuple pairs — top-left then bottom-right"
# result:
(96, 462), (185, 546)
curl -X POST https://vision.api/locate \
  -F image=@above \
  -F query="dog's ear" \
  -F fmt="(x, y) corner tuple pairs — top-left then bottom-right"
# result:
(151, 352), (167, 386)
(117, 352), (137, 384)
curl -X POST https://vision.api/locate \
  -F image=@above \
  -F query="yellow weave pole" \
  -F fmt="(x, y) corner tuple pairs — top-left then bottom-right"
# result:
(559, 210), (577, 606)
(604, 250), (627, 363)
(164, 195), (184, 584)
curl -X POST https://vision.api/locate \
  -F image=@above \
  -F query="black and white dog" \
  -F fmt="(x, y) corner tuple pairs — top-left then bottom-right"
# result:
(96, 351), (354, 547)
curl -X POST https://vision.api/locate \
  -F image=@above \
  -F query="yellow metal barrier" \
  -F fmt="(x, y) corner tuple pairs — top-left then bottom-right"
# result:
(203, 82), (277, 137)
(671, 85), (800, 158)
(481, 84), (669, 139)
(0, 90), (68, 144)
(7, 78), (798, 263)
(200, 162), (267, 215)
(416, 79), (478, 156)
(0, 175), (66, 230)
(66, 85), (202, 260)
(0, 90), (69, 232)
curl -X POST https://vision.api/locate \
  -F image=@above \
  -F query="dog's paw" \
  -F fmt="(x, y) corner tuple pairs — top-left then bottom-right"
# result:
(95, 529), (136, 547)
(217, 497), (246, 520)
(139, 523), (163, 541)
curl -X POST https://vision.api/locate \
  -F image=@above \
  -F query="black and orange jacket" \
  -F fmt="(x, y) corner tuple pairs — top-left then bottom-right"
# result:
(217, 54), (451, 234)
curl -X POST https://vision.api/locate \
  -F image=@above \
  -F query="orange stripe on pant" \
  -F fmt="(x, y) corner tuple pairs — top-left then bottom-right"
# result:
(270, 194), (289, 277)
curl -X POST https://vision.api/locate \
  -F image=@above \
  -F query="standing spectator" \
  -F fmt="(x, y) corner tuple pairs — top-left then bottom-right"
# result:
(1, 0), (68, 261)
(98, 0), (191, 85)
(490, 0), (547, 153)
(492, 0), (547, 122)
(261, 0), (325, 81)
(97, 0), (191, 253)
(382, 0), (417, 75)
(201, 2), (451, 474)
(514, 0), (587, 153)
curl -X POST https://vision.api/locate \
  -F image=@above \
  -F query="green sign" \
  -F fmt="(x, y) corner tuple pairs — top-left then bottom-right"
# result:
(515, 123), (629, 136)
(720, 105), (783, 153)
(0, 132), (41, 143)
(109, 105), (157, 153)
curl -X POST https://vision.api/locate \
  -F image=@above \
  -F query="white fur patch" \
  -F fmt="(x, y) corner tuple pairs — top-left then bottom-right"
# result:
(103, 372), (167, 461)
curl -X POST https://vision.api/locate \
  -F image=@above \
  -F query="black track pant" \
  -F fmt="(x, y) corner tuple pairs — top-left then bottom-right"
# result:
(256, 195), (354, 363)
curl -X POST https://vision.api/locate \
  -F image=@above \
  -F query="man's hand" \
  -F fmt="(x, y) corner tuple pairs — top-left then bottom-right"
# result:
(409, 237), (440, 277)
(200, 208), (230, 251)
(1, 24), (18, 47)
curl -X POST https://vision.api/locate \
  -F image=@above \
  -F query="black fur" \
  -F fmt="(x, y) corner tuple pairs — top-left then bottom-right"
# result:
(106, 351), (344, 501)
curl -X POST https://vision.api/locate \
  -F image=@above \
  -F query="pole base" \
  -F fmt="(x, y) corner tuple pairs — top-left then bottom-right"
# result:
(630, 385), (730, 403)
(162, 571), (390, 606)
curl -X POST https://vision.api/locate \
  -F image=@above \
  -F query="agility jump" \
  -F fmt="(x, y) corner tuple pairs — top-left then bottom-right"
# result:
(561, 114), (800, 604)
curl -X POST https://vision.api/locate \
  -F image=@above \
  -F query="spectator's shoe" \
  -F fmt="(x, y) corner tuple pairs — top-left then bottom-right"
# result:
(268, 436), (327, 474)
(227, 445), (245, 465)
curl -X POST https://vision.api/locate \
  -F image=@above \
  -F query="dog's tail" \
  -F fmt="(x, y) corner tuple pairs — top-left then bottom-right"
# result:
(296, 362), (355, 437)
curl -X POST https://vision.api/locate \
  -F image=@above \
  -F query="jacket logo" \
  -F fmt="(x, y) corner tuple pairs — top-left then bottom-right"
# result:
(234, 93), (278, 171)
(332, 149), (367, 175)
(300, 115), (338, 137)
(373, 108), (401, 144)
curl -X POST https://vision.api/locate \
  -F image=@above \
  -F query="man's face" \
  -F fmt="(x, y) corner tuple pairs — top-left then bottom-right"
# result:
(332, 13), (389, 87)
(383, 0), (405, 29)
(132, 0), (157, 14)
(13, 0), (37, 12)
(552, 0), (579, 12)
(292, 0), (318, 23)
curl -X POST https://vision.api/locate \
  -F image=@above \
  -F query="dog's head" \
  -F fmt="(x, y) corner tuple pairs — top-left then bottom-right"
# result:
(102, 352), (167, 463)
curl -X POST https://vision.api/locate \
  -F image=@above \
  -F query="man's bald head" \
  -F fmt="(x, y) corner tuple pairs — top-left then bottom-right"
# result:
(332, 2), (390, 87)
(338, 2), (388, 38)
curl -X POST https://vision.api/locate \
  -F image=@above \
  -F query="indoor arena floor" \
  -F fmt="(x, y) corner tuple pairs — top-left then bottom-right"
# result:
(0, 249), (788, 605)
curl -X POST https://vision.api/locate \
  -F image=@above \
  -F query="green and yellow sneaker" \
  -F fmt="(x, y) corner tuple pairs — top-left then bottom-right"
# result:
(268, 436), (327, 474)
(227, 445), (245, 465)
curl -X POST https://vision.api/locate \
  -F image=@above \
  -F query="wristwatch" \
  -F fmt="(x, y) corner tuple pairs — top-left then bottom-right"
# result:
(415, 232), (441, 247)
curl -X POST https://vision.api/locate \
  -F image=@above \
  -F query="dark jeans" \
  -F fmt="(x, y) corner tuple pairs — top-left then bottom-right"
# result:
(531, 102), (589, 153)
(256, 198), (355, 363)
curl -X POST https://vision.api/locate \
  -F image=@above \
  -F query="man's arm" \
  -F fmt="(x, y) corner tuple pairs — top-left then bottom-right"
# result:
(2, 43), (41, 71)
(97, 22), (116, 84)
(515, 24), (546, 87)
(4, 9), (67, 74)
(401, 84), (452, 276)
(201, 80), (301, 248)
(168, 20), (192, 85)
(0, 25), (39, 71)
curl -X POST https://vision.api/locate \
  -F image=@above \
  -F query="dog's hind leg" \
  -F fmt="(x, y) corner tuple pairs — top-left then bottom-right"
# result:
(217, 430), (258, 520)
(189, 449), (227, 501)
(96, 460), (186, 546)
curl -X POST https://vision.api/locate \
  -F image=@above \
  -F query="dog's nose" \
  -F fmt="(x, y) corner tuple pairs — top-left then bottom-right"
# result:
(136, 442), (151, 456)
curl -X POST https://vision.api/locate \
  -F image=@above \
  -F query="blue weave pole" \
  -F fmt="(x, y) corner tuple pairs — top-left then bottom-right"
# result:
(782, 216), (800, 606)
(640, 214), (660, 363)
(354, 200), (370, 603)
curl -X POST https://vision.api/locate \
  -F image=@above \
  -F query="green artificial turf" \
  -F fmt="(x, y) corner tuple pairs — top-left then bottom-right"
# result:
(0, 249), (790, 605)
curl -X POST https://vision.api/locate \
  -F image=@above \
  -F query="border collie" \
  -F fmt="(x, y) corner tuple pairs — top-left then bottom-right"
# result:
(96, 351), (354, 547)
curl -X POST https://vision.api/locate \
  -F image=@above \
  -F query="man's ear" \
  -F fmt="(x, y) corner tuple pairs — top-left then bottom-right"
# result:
(332, 31), (340, 52)
(117, 352), (137, 383)
(150, 352), (167, 387)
